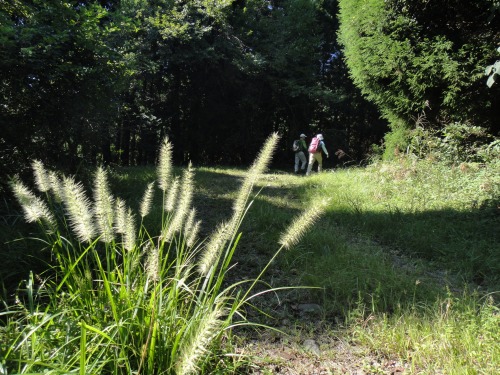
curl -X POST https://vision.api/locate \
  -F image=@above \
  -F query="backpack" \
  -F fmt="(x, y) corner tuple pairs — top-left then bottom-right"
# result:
(292, 140), (300, 152)
(308, 136), (320, 153)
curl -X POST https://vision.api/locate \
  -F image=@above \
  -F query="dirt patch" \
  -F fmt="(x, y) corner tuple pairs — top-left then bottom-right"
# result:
(237, 329), (410, 374)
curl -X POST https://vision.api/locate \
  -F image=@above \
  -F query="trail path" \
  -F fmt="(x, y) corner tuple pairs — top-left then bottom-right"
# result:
(192, 171), (456, 374)
(228, 247), (416, 375)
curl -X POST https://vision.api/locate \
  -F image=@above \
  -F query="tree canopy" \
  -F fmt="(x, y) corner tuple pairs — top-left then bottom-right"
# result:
(338, 0), (500, 156)
(1, 0), (498, 186)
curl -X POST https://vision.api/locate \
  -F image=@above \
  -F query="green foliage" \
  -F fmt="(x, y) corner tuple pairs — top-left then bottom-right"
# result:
(407, 122), (499, 164)
(2, 134), (326, 373)
(2, 150), (498, 373)
(437, 123), (497, 163)
(0, 0), (124, 183)
(382, 122), (411, 160)
(338, 0), (500, 155)
(242, 0), (323, 96)
(349, 291), (500, 374)
(0, 0), (388, 180)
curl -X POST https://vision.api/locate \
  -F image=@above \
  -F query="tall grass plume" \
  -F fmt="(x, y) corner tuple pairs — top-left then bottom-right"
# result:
(232, 132), (279, 221)
(157, 136), (173, 192)
(93, 167), (115, 243)
(32, 160), (50, 193)
(175, 305), (224, 375)
(11, 179), (55, 227)
(140, 181), (155, 218)
(165, 176), (180, 212)
(162, 163), (194, 242)
(279, 200), (327, 249)
(114, 197), (127, 234)
(62, 176), (96, 243)
(124, 207), (136, 251)
(5, 132), (330, 375)
(198, 221), (231, 276)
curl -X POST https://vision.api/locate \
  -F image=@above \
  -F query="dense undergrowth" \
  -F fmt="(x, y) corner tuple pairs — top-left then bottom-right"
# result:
(0, 133), (327, 374)
(1, 143), (499, 374)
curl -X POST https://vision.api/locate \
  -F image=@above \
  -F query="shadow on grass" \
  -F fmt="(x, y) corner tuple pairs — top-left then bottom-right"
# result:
(1, 167), (498, 319)
(288, 200), (499, 316)
(327, 205), (499, 288)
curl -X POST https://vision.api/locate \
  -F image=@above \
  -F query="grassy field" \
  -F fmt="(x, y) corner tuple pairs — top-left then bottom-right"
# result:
(1, 147), (499, 374)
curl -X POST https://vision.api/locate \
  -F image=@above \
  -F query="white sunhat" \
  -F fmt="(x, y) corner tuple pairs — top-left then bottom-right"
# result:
(317, 134), (324, 140)
(300, 133), (306, 138)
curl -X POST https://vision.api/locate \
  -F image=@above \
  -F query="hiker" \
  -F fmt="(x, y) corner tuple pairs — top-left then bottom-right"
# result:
(306, 133), (329, 176)
(293, 133), (308, 174)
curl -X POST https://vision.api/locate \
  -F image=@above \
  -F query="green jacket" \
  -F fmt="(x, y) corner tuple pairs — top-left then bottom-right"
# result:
(296, 139), (307, 153)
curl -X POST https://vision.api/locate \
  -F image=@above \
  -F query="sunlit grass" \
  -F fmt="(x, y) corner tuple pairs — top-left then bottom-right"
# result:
(290, 159), (499, 373)
(1, 153), (498, 374)
(348, 291), (500, 374)
(300, 159), (500, 289)
(2, 133), (327, 374)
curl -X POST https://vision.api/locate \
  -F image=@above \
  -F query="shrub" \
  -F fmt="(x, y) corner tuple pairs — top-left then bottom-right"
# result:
(406, 122), (498, 164)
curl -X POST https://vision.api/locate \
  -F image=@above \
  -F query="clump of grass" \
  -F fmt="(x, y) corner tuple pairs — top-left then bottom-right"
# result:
(348, 290), (500, 373)
(287, 158), (499, 374)
(2, 133), (325, 374)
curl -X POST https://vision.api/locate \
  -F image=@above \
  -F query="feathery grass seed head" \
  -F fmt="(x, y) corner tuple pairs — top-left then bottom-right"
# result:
(279, 201), (326, 249)
(144, 243), (160, 283)
(62, 176), (96, 243)
(223, 133), (280, 251)
(164, 176), (180, 212)
(48, 171), (63, 202)
(114, 198), (127, 234)
(124, 207), (136, 251)
(186, 220), (201, 249)
(157, 136), (173, 192)
(232, 132), (279, 218)
(93, 167), (115, 243)
(11, 179), (56, 227)
(196, 132), (280, 275)
(140, 182), (155, 218)
(162, 164), (194, 242)
(32, 160), (50, 192)
(198, 221), (230, 276)
(175, 305), (224, 375)
(184, 208), (196, 236)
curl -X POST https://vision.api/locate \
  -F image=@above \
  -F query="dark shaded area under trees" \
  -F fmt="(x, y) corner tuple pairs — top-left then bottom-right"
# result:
(1, 0), (498, 193)
(0, 0), (386, 191)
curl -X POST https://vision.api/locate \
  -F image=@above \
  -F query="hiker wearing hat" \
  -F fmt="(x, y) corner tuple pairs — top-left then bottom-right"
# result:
(306, 133), (329, 176)
(292, 133), (308, 174)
